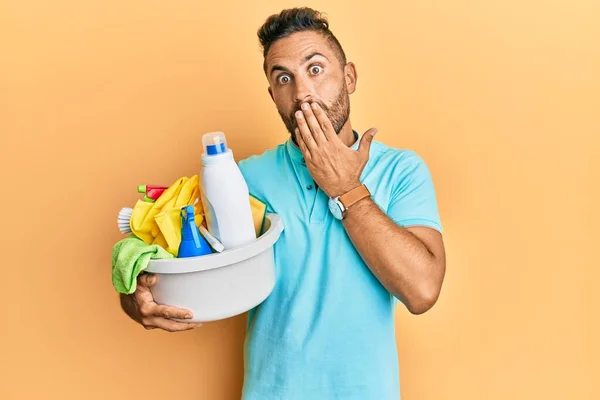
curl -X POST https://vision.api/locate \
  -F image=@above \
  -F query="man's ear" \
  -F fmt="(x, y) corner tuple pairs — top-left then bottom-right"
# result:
(268, 86), (274, 101)
(344, 62), (357, 94)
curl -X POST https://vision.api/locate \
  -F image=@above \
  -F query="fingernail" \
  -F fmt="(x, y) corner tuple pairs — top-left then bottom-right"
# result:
(301, 103), (309, 110)
(296, 111), (303, 118)
(311, 103), (318, 110)
(185, 314), (192, 319)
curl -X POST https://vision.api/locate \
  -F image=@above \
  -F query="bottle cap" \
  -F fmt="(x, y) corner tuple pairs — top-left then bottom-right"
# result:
(202, 132), (228, 156)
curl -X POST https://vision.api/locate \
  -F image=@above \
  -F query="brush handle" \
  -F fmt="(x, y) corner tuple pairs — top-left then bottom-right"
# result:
(198, 225), (224, 253)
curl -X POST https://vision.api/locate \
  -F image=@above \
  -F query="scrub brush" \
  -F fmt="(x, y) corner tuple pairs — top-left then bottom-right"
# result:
(117, 207), (133, 234)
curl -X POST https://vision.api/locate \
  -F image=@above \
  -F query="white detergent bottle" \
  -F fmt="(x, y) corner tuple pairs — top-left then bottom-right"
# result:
(200, 131), (256, 250)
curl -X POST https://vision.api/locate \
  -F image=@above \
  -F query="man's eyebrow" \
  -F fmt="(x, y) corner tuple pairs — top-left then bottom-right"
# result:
(270, 64), (291, 77)
(269, 52), (330, 77)
(304, 52), (329, 63)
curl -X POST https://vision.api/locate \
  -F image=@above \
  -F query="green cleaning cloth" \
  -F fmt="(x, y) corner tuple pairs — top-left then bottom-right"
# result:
(111, 235), (174, 294)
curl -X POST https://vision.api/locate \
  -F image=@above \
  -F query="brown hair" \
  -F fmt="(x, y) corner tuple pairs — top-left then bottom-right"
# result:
(257, 7), (347, 72)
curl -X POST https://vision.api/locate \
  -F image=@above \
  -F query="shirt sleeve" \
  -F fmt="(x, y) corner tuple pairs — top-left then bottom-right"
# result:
(386, 151), (443, 233)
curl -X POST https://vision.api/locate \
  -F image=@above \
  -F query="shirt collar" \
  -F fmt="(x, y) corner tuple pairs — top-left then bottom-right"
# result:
(285, 130), (361, 163)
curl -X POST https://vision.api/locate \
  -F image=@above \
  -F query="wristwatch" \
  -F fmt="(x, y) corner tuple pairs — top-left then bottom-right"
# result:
(328, 184), (371, 220)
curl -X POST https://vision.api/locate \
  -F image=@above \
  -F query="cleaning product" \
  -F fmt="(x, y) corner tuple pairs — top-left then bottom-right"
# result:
(178, 205), (212, 258)
(118, 196), (267, 239)
(138, 184), (168, 202)
(200, 131), (256, 249)
(117, 176), (268, 256)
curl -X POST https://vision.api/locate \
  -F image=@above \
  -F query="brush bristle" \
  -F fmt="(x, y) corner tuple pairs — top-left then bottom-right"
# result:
(117, 207), (133, 234)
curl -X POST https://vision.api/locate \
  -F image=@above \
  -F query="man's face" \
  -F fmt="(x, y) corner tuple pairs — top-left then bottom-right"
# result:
(264, 31), (355, 141)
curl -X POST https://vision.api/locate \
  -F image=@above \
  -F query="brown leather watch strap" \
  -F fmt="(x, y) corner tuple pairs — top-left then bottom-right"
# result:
(339, 184), (371, 210)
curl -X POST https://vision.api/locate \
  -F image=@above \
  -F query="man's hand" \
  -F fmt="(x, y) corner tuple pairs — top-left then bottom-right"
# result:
(294, 101), (377, 198)
(120, 273), (203, 332)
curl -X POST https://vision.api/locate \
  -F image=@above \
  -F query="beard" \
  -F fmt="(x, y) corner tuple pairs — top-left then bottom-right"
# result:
(278, 84), (350, 144)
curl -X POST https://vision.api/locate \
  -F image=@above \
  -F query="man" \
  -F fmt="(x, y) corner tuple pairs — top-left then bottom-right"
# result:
(119, 7), (446, 399)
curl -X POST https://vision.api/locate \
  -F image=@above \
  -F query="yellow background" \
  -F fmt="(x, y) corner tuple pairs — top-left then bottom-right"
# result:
(1, 1), (598, 399)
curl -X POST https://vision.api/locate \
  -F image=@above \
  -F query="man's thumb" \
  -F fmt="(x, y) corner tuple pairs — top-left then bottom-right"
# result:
(359, 128), (378, 156)
(138, 273), (158, 288)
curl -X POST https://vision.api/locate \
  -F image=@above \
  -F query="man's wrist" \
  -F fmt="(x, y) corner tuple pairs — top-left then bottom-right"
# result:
(328, 183), (372, 221)
(330, 181), (362, 199)
(342, 195), (372, 219)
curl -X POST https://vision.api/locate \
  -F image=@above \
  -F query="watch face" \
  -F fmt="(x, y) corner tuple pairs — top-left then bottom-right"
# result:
(328, 198), (343, 220)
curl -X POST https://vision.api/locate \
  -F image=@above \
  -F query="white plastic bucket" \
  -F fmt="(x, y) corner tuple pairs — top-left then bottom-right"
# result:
(145, 213), (284, 323)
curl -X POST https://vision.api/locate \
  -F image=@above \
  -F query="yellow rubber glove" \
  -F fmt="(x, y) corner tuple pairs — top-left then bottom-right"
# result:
(130, 175), (204, 256)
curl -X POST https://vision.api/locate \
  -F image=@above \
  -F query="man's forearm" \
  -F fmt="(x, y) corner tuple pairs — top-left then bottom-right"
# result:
(342, 197), (443, 314)
(120, 293), (141, 324)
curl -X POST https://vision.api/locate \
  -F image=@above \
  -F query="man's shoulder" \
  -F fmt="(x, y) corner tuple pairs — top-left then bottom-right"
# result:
(369, 140), (430, 175)
(237, 143), (288, 207)
(238, 143), (286, 177)
(238, 142), (289, 197)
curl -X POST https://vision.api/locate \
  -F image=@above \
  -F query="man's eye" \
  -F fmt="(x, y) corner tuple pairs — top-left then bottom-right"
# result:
(309, 66), (323, 75)
(278, 75), (291, 85)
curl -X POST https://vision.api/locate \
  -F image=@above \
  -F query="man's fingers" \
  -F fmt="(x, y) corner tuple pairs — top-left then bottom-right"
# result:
(359, 128), (378, 158)
(137, 273), (157, 288)
(310, 102), (336, 141)
(138, 300), (193, 319)
(153, 304), (194, 320)
(134, 274), (202, 333)
(364, 127), (378, 137)
(295, 110), (317, 153)
(295, 128), (312, 162)
(301, 103), (327, 144)
(144, 317), (203, 332)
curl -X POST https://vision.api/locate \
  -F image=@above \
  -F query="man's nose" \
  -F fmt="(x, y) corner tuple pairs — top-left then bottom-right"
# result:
(293, 77), (314, 104)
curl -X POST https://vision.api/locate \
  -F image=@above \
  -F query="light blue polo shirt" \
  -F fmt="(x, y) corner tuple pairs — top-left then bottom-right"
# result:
(238, 132), (442, 400)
